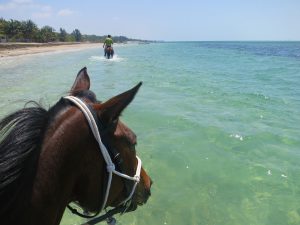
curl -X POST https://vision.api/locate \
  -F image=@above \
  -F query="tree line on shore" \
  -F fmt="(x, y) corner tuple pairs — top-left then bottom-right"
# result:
(0, 18), (145, 43)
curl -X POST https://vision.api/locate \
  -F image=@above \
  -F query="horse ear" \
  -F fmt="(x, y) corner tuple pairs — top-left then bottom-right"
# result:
(70, 67), (90, 94)
(97, 82), (142, 126)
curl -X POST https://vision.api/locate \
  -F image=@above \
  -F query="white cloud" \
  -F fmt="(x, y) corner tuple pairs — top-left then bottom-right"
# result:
(40, 5), (52, 12)
(0, 0), (34, 10)
(57, 9), (74, 16)
(0, 0), (52, 16)
(32, 3), (53, 19)
(0, 2), (16, 10)
(32, 12), (52, 19)
(0, 0), (75, 24)
(12, 0), (33, 4)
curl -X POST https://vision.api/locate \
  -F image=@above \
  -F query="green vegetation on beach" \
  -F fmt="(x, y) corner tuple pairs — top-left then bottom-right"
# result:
(0, 18), (148, 43)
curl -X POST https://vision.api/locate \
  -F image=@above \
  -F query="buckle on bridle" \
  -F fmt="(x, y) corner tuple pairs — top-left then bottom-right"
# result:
(106, 216), (116, 225)
(106, 164), (115, 173)
(134, 175), (140, 182)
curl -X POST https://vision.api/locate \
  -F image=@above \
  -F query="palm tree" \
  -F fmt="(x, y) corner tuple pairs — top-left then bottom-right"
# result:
(38, 25), (56, 42)
(59, 28), (67, 42)
(0, 18), (8, 41)
(21, 20), (38, 42)
(5, 19), (22, 40)
(72, 29), (82, 42)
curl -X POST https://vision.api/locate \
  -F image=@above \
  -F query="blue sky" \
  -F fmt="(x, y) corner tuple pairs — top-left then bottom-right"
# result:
(1, 0), (299, 41)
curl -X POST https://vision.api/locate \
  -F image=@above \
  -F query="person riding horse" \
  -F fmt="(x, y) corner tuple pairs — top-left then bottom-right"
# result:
(103, 35), (114, 58)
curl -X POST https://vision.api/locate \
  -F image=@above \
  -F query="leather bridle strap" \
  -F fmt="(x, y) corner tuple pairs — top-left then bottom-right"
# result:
(81, 205), (126, 225)
(64, 96), (142, 222)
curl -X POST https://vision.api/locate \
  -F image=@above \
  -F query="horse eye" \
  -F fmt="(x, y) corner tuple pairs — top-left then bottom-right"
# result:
(130, 139), (137, 147)
(130, 141), (137, 151)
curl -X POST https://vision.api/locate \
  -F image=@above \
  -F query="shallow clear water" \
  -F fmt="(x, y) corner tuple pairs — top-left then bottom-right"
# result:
(1, 42), (300, 225)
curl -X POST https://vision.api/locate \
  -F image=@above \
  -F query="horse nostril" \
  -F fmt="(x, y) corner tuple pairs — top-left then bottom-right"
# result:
(150, 179), (153, 190)
(145, 188), (151, 197)
(147, 179), (153, 196)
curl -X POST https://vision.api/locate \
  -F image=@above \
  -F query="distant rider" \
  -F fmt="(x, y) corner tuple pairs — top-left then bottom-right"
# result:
(103, 35), (113, 57)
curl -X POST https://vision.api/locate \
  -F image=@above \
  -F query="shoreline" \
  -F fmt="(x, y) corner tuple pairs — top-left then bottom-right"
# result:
(0, 42), (102, 58)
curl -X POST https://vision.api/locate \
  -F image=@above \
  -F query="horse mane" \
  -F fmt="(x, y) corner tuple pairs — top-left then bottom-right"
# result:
(0, 100), (67, 221)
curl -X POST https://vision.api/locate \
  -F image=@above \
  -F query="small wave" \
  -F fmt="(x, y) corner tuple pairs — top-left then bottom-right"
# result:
(89, 54), (124, 62)
(0, 56), (30, 68)
(230, 134), (244, 141)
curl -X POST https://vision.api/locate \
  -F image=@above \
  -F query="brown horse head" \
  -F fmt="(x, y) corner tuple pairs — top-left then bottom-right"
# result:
(68, 67), (152, 213)
(0, 67), (151, 225)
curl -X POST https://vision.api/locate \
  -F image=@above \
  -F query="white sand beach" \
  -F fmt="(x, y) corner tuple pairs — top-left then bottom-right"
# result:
(0, 42), (101, 58)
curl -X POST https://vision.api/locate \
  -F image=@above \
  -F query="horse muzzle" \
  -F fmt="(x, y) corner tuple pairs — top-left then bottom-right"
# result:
(131, 175), (152, 210)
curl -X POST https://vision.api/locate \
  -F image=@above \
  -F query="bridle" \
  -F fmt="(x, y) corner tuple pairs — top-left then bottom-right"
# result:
(64, 96), (142, 224)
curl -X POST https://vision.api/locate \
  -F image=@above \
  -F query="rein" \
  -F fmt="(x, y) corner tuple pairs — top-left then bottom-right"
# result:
(64, 96), (142, 224)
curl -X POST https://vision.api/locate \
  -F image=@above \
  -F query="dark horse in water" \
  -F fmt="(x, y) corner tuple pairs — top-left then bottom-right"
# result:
(105, 47), (114, 59)
(0, 67), (152, 225)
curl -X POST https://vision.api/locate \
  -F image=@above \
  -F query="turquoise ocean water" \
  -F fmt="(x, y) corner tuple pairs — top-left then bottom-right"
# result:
(0, 42), (300, 225)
